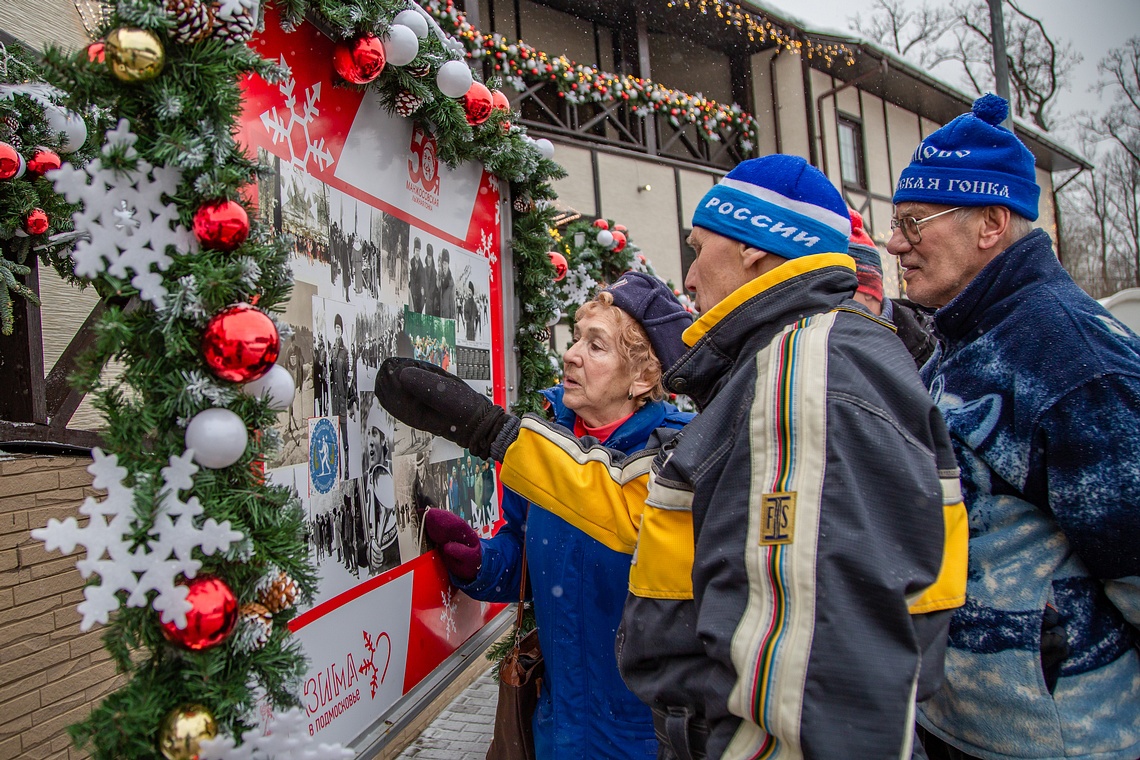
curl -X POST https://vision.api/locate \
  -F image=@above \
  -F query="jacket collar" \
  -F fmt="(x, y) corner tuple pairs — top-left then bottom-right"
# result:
(934, 229), (1057, 345)
(665, 253), (857, 408)
(540, 386), (676, 454)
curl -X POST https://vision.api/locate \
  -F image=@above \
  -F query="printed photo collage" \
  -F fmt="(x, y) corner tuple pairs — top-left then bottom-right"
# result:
(257, 150), (497, 596)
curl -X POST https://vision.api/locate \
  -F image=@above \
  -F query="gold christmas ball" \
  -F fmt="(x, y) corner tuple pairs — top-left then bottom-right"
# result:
(105, 27), (166, 82)
(158, 703), (218, 760)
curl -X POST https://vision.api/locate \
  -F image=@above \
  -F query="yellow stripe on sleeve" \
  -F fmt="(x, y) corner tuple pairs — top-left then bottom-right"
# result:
(908, 485), (969, 614)
(499, 418), (651, 554)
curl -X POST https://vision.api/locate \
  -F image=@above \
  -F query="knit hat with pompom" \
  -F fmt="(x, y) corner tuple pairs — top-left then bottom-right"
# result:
(893, 93), (1039, 221)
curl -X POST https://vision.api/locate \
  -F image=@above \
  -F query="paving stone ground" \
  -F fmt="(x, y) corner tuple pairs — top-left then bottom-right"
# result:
(396, 666), (498, 759)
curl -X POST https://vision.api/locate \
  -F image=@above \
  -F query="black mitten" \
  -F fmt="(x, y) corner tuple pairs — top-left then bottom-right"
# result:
(375, 358), (511, 459)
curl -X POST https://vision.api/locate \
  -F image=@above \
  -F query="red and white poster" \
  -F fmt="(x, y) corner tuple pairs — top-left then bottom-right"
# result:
(240, 9), (507, 747)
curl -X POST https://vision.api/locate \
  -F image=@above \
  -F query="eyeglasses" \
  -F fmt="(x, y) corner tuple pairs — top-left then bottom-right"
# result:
(890, 207), (964, 245)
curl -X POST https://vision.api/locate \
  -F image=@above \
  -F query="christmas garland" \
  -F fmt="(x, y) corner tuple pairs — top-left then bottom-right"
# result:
(425, 0), (758, 146)
(549, 216), (693, 319)
(31, 1), (337, 757)
(0, 43), (103, 335)
(285, 0), (567, 414)
(21, 0), (576, 753)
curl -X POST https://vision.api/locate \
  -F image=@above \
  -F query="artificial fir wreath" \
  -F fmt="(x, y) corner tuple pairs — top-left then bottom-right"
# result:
(21, 0), (568, 753)
(0, 43), (104, 335)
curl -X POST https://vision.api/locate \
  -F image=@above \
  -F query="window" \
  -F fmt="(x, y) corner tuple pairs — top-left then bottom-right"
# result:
(837, 115), (866, 189)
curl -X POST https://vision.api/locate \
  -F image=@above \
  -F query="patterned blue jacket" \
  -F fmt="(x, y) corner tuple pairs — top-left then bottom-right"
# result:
(918, 229), (1140, 760)
(455, 387), (692, 760)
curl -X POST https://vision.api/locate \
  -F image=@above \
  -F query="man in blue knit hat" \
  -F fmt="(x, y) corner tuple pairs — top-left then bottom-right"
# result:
(889, 94), (1140, 760)
(376, 154), (968, 759)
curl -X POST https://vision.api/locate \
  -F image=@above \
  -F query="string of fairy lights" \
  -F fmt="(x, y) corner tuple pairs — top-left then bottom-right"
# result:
(425, 0), (857, 149)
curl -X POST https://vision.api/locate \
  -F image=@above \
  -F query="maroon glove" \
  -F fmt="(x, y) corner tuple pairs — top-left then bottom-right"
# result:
(423, 508), (482, 581)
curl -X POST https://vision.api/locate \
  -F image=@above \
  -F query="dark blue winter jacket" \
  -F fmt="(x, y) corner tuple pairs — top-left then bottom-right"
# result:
(918, 229), (1140, 760)
(455, 387), (693, 760)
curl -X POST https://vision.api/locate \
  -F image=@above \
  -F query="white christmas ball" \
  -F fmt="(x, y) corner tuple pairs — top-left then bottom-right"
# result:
(383, 24), (420, 67)
(596, 229), (614, 248)
(43, 106), (87, 153)
(546, 309), (562, 327)
(534, 138), (555, 160)
(437, 60), (474, 98)
(59, 112), (88, 153)
(393, 8), (429, 38)
(186, 408), (248, 469)
(241, 364), (295, 411)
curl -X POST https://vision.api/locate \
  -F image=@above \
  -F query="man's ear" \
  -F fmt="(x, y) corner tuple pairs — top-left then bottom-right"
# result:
(743, 245), (784, 276)
(979, 206), (1012, 251)
(742, 246), (768, 269)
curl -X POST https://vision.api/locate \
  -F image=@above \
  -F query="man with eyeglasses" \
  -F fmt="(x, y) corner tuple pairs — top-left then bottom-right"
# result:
(889, 94), (1140, 760)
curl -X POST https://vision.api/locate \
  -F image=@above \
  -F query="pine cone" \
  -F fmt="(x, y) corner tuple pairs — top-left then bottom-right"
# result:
(240, 602), (272, 650)
(513, 195), (534, 214)
(395, 91), (424, 118)
(258, 570), (299, 613)
(210, 0), (256, 45)
(406, 61), (431, 78)
(2, 116), (20, 149)
(165, 0), (214, 45)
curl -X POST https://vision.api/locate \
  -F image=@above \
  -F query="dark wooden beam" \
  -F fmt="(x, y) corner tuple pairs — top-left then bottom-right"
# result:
(44, 295), (138, 429)
(0, 420), (103, 450)
(0, 256), (46, 425)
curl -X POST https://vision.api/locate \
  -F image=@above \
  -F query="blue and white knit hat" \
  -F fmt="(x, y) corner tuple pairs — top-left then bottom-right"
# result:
(692, 154), (850, 260)
(893, 94), (1039, 221)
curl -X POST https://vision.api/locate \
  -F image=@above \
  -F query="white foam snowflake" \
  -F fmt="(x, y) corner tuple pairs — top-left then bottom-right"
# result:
(31, 448), (244, 631)
(48, 119), (198, 307)
(439, 587), (458, 639)
(198, 707), (353, 760)
(260, 55), (334, 173)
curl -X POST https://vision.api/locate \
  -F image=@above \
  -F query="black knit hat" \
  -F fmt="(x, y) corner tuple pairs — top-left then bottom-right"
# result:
(601, 271), (693, 371)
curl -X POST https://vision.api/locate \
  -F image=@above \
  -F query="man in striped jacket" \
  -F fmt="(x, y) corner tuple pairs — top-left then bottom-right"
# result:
(377, 155), (967, 759)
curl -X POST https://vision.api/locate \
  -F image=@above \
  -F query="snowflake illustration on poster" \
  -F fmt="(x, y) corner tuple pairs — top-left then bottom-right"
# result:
(47, 119), (198, 307)
(260, 55), (335, 172)
(31, 448), (244, 631)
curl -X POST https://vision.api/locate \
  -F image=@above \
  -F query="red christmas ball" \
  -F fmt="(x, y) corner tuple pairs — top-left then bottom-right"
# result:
(86, 41), (106, 63)
(0, 142), (23, 180)
(490, 89), (511, 112)
(201, 303), (280, 383)
(333, 34), (386, 85)
(193, 200), (249, 252)
(27, 148), (61, 175)
(24, 208), (49, 235)
(463, 82), (494, 126)
(610, 230), (627, 253)
(547, 250), (568, 282)
(592, 218), (609, 230)
(160, 576), (238, 651)
(613, 223), (627, 233)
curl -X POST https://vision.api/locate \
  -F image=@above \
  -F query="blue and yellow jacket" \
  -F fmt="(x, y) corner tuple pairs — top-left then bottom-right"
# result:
(455, 387), (692, 760)
(494, 254), (968, 759)
(918, 229), (1140, 760)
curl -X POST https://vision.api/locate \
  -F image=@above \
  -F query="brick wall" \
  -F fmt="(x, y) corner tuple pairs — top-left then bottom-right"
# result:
(0, 451), (121, 760)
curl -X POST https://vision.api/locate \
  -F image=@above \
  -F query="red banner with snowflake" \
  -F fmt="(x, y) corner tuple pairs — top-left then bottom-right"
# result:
(235, 7), (507, 747)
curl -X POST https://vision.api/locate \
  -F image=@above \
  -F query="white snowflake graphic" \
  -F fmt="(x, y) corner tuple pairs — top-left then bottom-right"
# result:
(31, 448), (244, 631)
(48, 119), (197, 307)
(477, 228), (497, 273)
(439, 587), (459, 639)
(199, 707), (352, 760)
(260, 55), (335, 173)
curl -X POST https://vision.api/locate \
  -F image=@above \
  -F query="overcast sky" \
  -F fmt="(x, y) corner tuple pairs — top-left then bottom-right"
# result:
(768, 0), (1140, 126)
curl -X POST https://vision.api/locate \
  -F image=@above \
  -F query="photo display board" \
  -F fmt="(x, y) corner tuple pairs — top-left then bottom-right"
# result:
(238, 8), (508, 747)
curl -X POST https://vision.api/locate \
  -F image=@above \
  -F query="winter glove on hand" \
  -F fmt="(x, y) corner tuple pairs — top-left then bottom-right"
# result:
(422, 508), (482, 581)
(375, 358), (511, 460)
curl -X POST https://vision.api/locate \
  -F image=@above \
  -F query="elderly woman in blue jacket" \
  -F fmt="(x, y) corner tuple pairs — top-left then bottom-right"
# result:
(421, 272), (693, 760)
